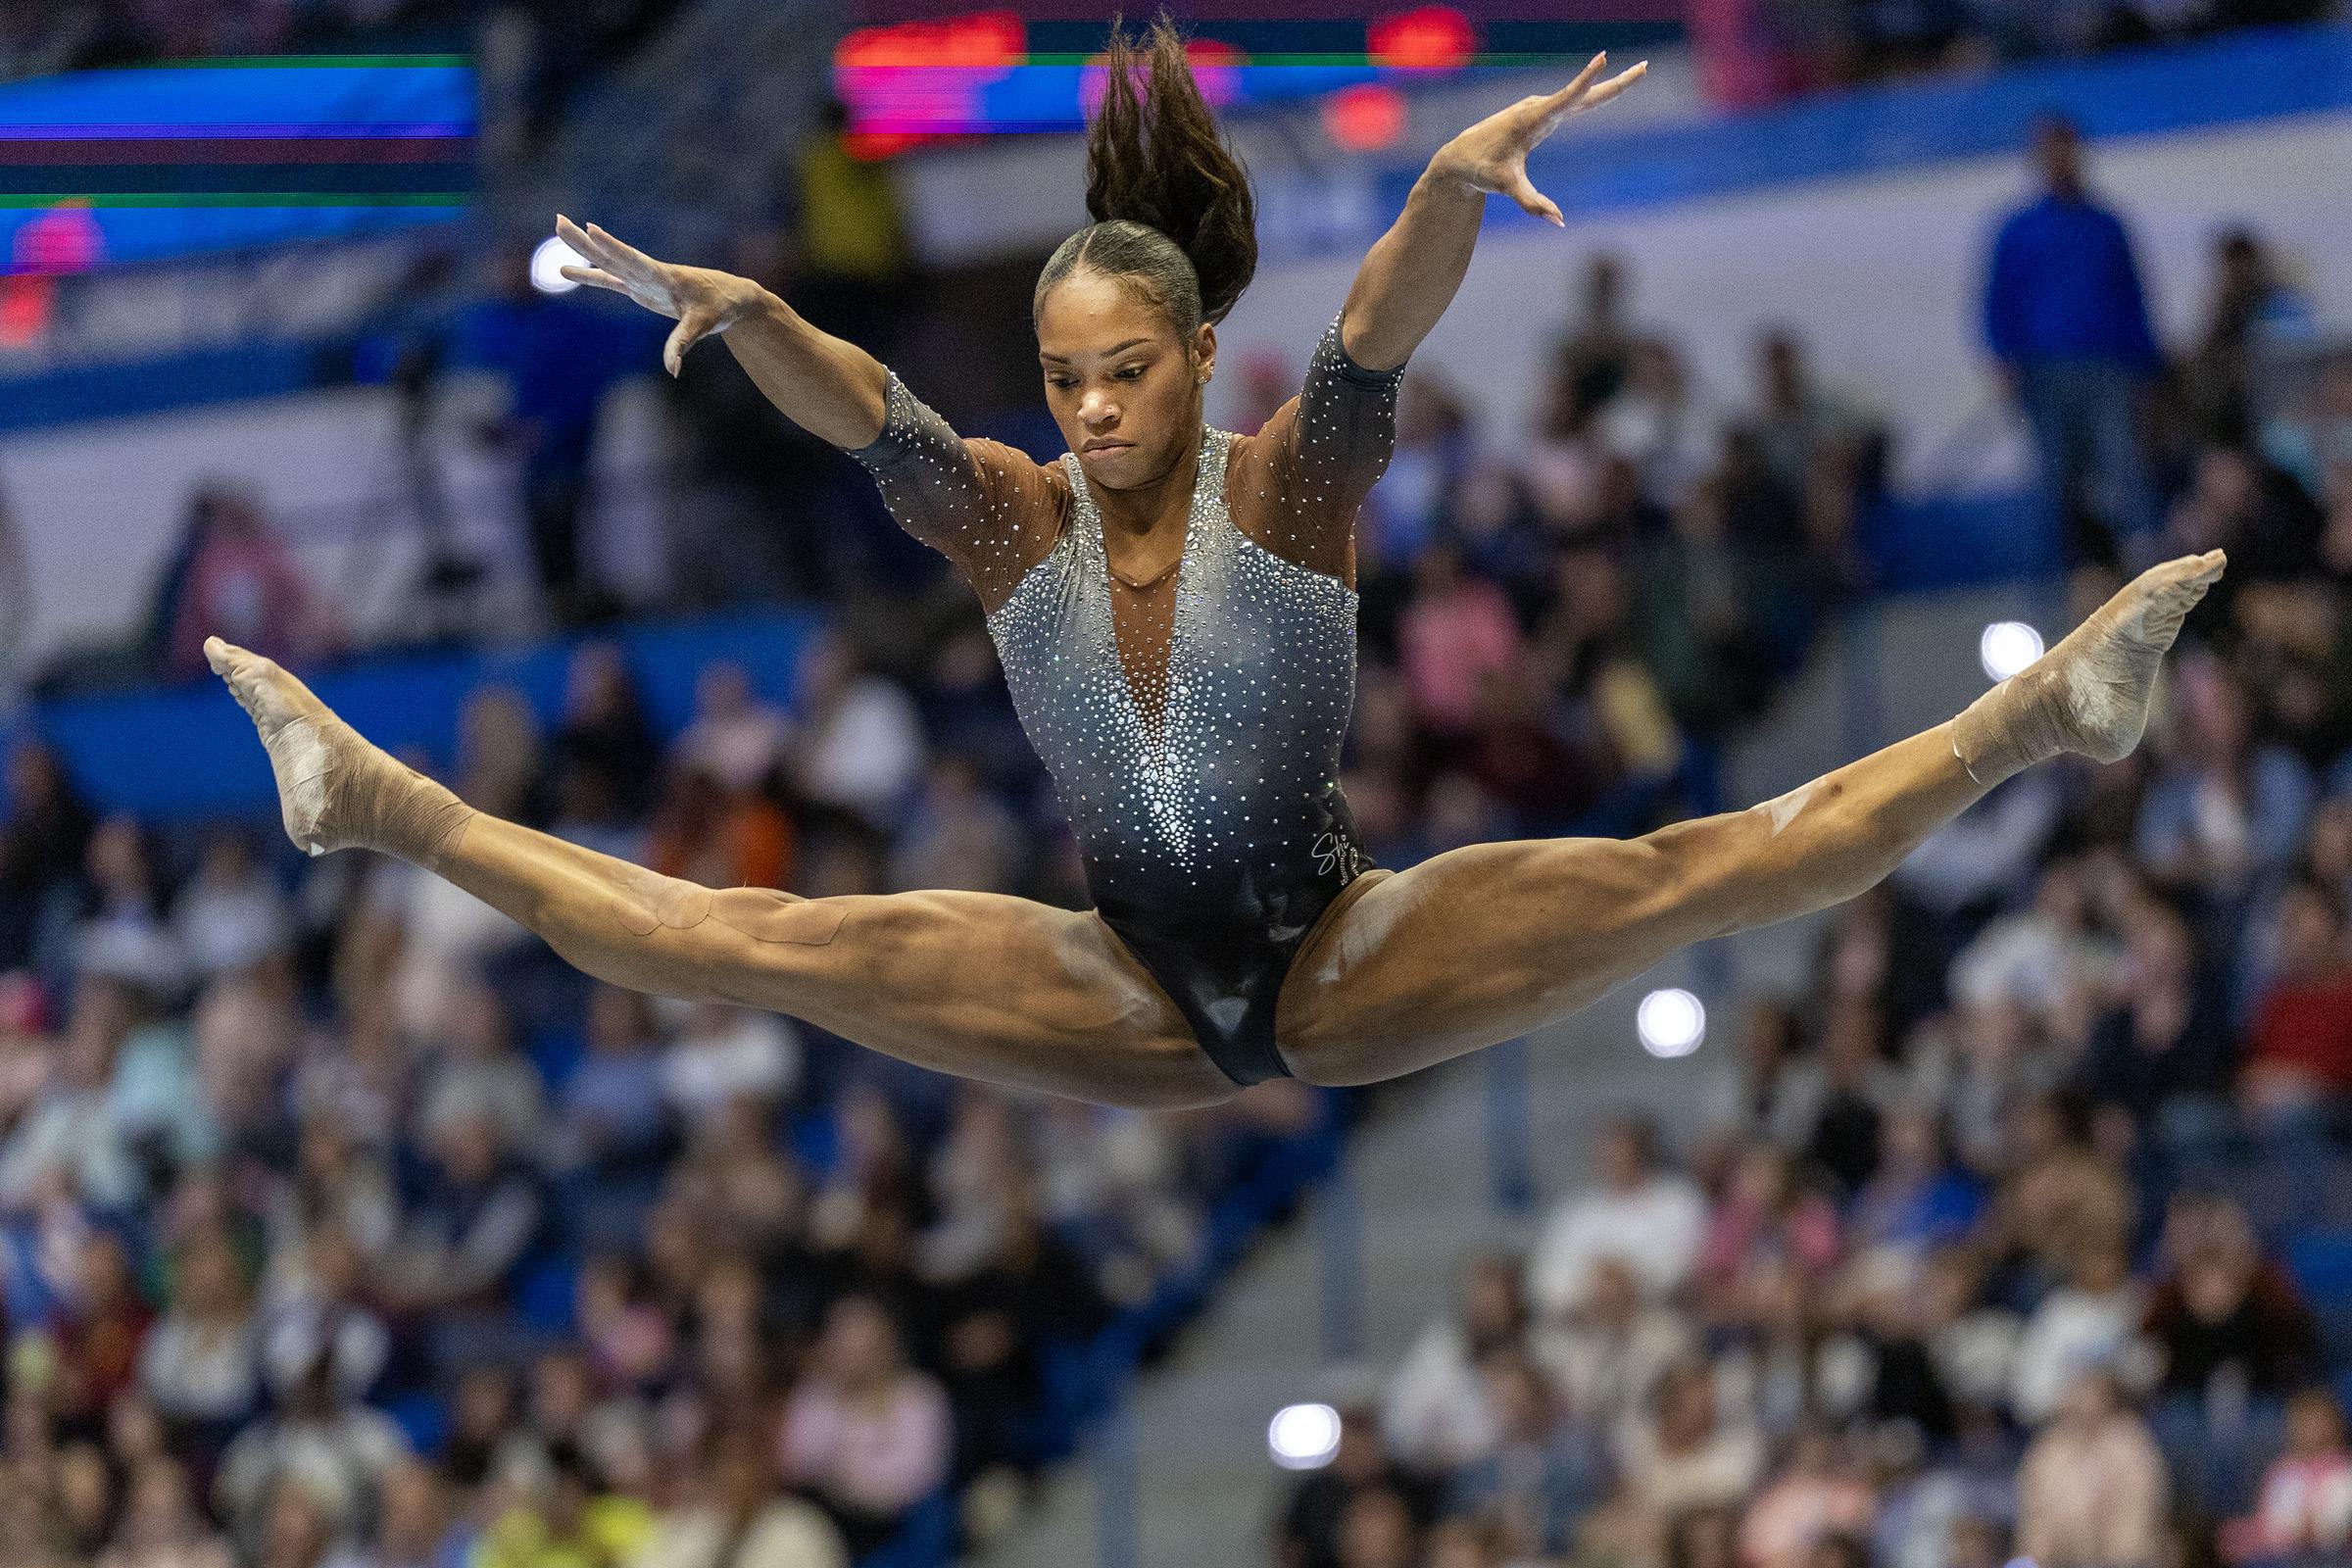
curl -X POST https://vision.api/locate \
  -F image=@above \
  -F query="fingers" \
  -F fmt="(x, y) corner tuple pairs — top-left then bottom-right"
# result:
(555, 213), (654, 279)
(1582, 61), (1648, 110)
(559, 264), (623, 293)
(662, 309), (715, 377)
(1509, 172), (1564, 227)
(1552, 50), (1608, 105)
(1539, 56), (1646, 122)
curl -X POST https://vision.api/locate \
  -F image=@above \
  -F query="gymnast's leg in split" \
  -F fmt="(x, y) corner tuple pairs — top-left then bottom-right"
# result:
(1269, 549), (2227, 1085)
(205, 549), (2222, 1110)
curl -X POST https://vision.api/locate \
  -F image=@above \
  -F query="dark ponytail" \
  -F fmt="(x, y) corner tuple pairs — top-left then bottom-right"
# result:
(1033, 13), (1258, 336)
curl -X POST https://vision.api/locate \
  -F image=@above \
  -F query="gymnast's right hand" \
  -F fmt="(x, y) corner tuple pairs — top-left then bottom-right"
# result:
(554, 214), (762, 377)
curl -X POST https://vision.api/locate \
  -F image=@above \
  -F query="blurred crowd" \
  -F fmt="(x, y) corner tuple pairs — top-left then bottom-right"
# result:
(1705, 0), (2338, 103)
(0, 620), (1349, 1568)
(1285, 178), (2352, 1568)
(1307, 676), (2352, 1568)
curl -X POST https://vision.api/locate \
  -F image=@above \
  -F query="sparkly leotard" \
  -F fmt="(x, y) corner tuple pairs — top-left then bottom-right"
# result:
(849, 314), (1406, 1084)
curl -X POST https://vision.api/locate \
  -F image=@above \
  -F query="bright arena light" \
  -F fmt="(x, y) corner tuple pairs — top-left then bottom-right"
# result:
(1637, 989), (1705, 1058)
(531, 234), (586, 294)
(1268, 1402), (1343, 1470)
(1979, 620), (2045, 682)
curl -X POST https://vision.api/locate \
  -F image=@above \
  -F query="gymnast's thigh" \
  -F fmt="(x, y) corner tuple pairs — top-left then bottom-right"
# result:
(684, 884), (1232, 1109)
(1273, 835), (1701, 1086)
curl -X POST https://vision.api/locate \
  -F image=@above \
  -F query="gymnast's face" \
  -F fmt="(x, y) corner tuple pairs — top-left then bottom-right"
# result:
(1037, 267), (1215, 491)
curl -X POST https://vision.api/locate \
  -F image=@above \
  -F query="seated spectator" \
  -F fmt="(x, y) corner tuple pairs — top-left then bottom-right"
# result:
(378, 1114), (543, 1318)
(170, 828), (292, 983)
(1534, 1253), (1692, 1437)
(642, 761), (793, 897)
(673, 662), (791, 796)
(1530, 1114), (1706, 1317)
(928, 1167), (1109, 1481)
(2239, 879), (2352, 1115)
(138, 1230), (265, 1454)
(98, 1456), (235, 1568)
(1397, 541), (1525, 738)
(1442, 1350), (1609, 1557)
(213, 1354), (407, 1548)
(260, 1226), (391, 1409)
(2009, 1236), (2143, 1426)
(1334, 1486), (1422, 1568)
(1280, 1399), (1428, 1568)
(157, 481), (335, 681)
(776, 1295), (951, 1556)
(637, 1429), (849, 1568)
(2225, 1387), (2352, 1565)
(888, 753), (1023, 894)
(410, 981), (545, 1155)
(1848, 1103), (1984, 1259)
(471, 1442), (651, 1568)
(350, 1457), (468, 1568)
(555, 986), (672, 1183)
(1738, 1423), (1877, 1568)
(786, 632), (923, 832)
(2133, 655), (2316, 905)
(2016, 1370), (2168, 1568)
(1384, 1250), (1529, 1473)
(1695, 1145), (1840, 1316)
(1617, 1359), (1766, 1543)
(659, 1003), (800, 1133)
(48, 1227), (155, 1427)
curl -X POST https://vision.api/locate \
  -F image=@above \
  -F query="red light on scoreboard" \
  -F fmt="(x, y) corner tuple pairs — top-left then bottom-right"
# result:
(835, 9), (1024, 70)
(1368, 6), (1475, 72)
(1323, 83), (1406, 152)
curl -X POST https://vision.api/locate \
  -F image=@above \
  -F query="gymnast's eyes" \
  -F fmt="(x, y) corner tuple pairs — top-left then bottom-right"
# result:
(1046, 364), (1150, 390)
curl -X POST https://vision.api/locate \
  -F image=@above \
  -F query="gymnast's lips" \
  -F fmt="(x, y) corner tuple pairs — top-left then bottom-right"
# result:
(1081, 439), (1133, 454)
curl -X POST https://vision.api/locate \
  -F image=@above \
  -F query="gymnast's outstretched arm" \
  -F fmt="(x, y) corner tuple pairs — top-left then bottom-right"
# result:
(1337, 52), (1646, 371)
(550, 214), (889, 450)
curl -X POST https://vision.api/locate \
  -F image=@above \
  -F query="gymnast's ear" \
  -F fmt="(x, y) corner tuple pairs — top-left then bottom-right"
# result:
(1192, 321), (1216, 385)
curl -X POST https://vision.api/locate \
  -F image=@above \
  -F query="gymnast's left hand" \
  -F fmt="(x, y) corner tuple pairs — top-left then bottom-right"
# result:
(1428, 52), (1646, 226)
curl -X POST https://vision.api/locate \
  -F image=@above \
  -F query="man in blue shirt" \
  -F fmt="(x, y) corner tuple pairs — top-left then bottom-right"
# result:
(1983, 116), (2164, 564)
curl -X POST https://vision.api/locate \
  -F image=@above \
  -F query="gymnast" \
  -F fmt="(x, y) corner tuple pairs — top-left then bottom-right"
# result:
(208, 20), (2226, 1107)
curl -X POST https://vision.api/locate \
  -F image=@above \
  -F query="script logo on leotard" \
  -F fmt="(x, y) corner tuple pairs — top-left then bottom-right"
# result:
(1311, 830), (1361, 883)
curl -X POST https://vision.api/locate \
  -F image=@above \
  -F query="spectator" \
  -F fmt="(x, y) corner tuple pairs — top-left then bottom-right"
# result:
(1534, 1253), (1693, 1436)
(2239, 879), (2352, 1114)
(776, 1295), (951, 1556)
(2015, 1370), (2168, 1568)
(1618, 1358), (1767, 1541)
(0, 740), (93, 970)
(1397, 541), (1525, 738)
(2226, 1387), (2352, 1565)
(1278, 1402), (1424, 1568)
(158, 481), (335, 681)
(674, 661), (791, 797)
(1384, 1250), (1529, 1472)
(1530, 1114), (1707, 1317)
(786, 632), (923, 831)
(637, 1430), (848, 1568)
(1982, 116), (2162, 565)
(138, 1230), (265, 1453)
(1738, 1424), (1877, 1568)
(1441, 1350), (1610, 1557)
(99, 1457), (236, 1568)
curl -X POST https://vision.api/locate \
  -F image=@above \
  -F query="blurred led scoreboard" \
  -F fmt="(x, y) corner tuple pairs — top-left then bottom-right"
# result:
(834, 5), (1682, 154)
(0, 57), (471, 277)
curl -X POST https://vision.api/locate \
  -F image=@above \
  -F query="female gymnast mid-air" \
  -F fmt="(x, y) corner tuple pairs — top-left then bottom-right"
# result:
(209, 24), (2225, 1109)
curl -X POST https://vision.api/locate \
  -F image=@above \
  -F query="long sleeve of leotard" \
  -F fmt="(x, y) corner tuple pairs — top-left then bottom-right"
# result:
(847, 370), (1071, 609)
(1227, 311), (1409, 584)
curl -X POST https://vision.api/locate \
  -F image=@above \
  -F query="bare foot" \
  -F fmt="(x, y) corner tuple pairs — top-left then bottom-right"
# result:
(206, 637), (470, 862)
(1954, 550), (2227, 785)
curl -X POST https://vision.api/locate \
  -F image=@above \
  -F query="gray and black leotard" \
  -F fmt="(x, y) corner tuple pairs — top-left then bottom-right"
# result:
(849, 314), (1406, 1085)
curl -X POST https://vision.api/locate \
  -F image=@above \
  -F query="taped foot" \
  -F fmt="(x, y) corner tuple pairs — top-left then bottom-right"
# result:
(1953, 549), (2227, 787)
(206, 636), (472, 865)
